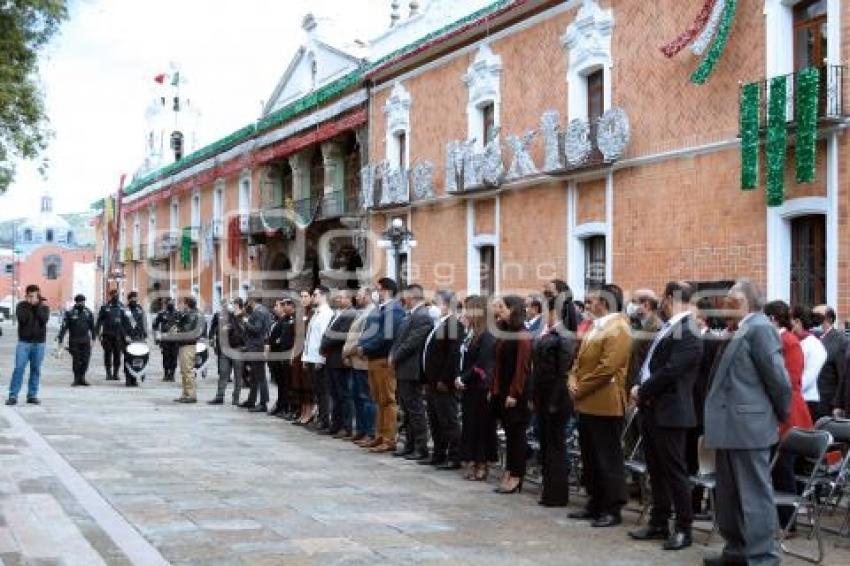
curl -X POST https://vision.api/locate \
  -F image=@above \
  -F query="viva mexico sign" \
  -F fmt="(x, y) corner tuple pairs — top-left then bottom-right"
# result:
(361, 106), (630, 208)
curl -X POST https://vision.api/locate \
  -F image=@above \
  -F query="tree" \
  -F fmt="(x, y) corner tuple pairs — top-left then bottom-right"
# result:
(0, 0), (68, 193)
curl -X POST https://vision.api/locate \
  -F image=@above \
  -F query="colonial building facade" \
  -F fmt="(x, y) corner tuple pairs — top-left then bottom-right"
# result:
(95, 0), (849, 317)
(365, 0), (848, 315)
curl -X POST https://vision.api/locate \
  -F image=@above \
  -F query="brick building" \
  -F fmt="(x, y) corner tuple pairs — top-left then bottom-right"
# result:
(364, 0), (849, 317)
(94, 0), (849, 318)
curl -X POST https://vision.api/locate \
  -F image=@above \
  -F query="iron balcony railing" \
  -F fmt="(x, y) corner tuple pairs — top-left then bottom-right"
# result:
(748, 65), (846, 129)
(292, 191), (361, 221)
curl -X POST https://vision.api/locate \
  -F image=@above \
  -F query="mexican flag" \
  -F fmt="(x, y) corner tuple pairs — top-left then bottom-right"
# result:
(154, 72), (180, 86)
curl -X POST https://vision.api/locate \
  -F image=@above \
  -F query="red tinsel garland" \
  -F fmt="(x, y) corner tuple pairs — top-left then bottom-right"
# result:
(659, 0), (717, 58)
(227, 216), (241, 266)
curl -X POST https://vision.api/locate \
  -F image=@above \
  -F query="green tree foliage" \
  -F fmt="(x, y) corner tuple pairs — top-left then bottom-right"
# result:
(0, 0), (68, 192)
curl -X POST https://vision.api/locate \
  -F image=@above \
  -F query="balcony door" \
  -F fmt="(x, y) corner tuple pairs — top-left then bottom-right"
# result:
(790, 214), (826, 308)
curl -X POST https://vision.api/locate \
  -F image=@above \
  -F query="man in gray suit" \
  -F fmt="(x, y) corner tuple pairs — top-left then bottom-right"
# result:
(703, 279), (791, 566)
(389, 284), (434, 460)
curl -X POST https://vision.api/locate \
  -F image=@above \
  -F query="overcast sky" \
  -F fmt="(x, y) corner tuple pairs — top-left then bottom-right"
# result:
(2, 0), (389, 220)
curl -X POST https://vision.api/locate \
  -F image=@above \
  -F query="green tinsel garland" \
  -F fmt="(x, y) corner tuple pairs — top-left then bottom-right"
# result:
(691, 0), (738, 85)
(766, 75), (787, 207)
(795, 67), (819, 183)
(739, 82), (760, 190)
(180, 227), (192, 268)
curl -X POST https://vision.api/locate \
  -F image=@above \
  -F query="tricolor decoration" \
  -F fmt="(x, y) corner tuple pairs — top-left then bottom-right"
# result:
(659, 0), (717, 58)
(794, 67), (819, 183)
(180, 227), (192, 268)
(659, 0), (739, 85)
(739, 82), (760, 190)
(689, 0), (725, 56)
(766, 75), (787, 206)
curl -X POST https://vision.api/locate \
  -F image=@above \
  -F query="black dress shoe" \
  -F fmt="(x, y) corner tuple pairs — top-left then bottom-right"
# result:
(538, 500), (568, 508)
(567, 510), (597, 520)
(591, 514), (622, 528)
(239, 401), (256, 409)
(393, 447), (415, 458)
(5, 397), (17, 406)
(80, 381), (91, 386)
(418, 457), (446, 466)
(703, 553), (746, 566)
(437, 461), (462, 470)
(249, 405), (268, 413)
(207, 398), (224, 405)
(663, 531), (692, 551)
(628, 525), (670, 541)
(404, 451), (430, 461)
(26, 397), (40, 405)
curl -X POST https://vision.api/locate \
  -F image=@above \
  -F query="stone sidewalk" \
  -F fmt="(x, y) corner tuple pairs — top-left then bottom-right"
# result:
(1, 327), (849, 564)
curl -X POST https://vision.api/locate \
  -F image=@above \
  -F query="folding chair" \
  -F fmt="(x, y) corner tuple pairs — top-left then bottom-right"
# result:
(622, 407), (650, 523)
(689, 435), (718, 545)
(813, 417), (850, 535)
(770, 427), (833, 564)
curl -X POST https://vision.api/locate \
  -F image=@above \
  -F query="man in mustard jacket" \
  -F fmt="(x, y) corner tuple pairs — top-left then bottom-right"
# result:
(568, 283), (632, 527)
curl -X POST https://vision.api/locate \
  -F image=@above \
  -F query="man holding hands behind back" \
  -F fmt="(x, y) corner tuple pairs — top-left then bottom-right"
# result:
(703, 280), (790, 566)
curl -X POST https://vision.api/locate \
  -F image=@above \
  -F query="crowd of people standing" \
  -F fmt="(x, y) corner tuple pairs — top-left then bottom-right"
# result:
(6, 274), (849, 565)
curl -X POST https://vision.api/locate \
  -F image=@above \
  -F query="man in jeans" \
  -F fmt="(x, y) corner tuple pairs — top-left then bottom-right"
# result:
(7, 284), (50, 405)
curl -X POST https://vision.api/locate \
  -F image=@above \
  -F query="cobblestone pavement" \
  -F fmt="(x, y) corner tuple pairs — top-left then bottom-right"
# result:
(1, 327), (849, 565)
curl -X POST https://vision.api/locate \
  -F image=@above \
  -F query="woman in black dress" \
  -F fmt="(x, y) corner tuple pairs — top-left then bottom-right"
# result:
(491, 295), (533, 494)
(530, 296), (576, 506)
(456, 295), (498, 481)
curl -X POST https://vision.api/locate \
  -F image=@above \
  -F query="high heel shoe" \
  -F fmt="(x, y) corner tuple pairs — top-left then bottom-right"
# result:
(473, 465), (489, 482)
(493, 478), (523, 494)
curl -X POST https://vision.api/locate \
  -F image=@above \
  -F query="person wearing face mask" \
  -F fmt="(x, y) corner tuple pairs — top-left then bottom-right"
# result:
(811, 305), (847, 419)
(121, 291), (148, 387)
(626, 290), (662, 402)
(791, 305), (828, 421)
(95, 289), (125, 381)
(57, 294), (96, 387)
(153, 298), (180, 382)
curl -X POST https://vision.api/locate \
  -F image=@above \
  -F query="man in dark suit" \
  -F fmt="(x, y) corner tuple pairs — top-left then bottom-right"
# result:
(703, 280), (791, 566)
(321, 290), (358, 436)
(389, 284), (434, 460)
(628, 282), (703, 551)
(422, 289), (464, 469)
(813, 305), (846, 418)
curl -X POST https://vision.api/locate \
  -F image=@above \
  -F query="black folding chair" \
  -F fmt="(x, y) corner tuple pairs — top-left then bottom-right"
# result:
(770, 427), (833, 564)
(813, 416), (850, 535)
(689, 435), (718, 545)
(622, 407), (650, 523)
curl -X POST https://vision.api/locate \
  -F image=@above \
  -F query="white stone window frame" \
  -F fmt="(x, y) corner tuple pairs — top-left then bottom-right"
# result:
(562, 0), (614, 123)
(213, 179), (225, 222)
(191, 189), (202, 229)
(763, 0), (840, 307)
(464, 43), (502, 150)
(132, 213), (141, 256)
(384, 81), (412, 170)
(147, 206), (157, 251)
(385, 212), (413, 281)
(465, 199), (501, 296)
(239, 169), (252, 215)
(169, 197), (179, 236)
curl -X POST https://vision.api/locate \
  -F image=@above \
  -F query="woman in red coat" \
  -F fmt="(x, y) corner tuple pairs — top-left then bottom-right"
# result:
(764, 300), (812, 532)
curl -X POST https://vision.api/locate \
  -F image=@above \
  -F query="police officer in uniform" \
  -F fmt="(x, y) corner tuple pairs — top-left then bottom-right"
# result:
(95, 289), (125, 380)
(57, 294), (96, 386)
(153, 298), (180, 381)
(122, 291), (148, 387)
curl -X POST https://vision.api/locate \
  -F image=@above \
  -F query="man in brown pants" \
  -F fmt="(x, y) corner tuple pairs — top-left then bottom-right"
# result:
(357, 278), (405, 453)
(165, 296), (204, 403)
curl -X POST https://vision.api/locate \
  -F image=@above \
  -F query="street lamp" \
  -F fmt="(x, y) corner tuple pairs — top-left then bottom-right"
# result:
(378, 217), (416, 287)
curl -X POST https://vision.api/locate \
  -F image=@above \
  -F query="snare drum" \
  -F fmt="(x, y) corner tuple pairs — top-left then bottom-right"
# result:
(125, 342), (151, 379)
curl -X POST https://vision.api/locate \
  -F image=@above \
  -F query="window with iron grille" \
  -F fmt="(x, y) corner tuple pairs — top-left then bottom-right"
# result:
(584, 235), (606, 290)
(479, 245), (495, 297)
(790, 214), (826, 308)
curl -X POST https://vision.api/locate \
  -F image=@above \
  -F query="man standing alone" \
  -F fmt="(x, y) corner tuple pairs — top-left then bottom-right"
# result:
(703, 280), (790, 566)
(169, 297), (204, 404)
(57, 294), (96, 387)
(7, 285), (50, 405)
